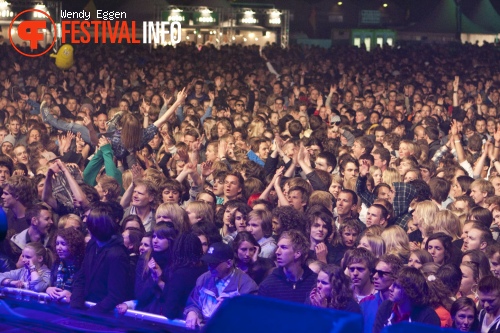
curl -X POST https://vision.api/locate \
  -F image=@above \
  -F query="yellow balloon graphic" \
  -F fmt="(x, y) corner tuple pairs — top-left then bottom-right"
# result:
(50, 44), (74, 70)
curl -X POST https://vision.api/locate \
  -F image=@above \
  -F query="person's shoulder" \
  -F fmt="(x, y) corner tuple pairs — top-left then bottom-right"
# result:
(260, 267), (282, 284)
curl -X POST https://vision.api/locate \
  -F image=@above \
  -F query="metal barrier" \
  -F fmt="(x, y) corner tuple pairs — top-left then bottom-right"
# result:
(0, 287), (190, 330)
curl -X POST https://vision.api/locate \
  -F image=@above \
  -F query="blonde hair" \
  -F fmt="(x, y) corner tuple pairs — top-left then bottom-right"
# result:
(185, 201), (214, 224)
(330, 174), (343, 186)
(247, 118), (266, 138)
(413, 200), (439, 237)
(143, 168), (167, 187)
(308, 191), (334, 210)
(58, 214), (82, 229)
(285, 177), (313, 195)
(434, 210), (461, 241)
(156, 203), (190, 234)
(382, 168), (401, 187)
(359, 233), (386, 258)
(381, 225), (410, 260)
(122, 169), (133, 190)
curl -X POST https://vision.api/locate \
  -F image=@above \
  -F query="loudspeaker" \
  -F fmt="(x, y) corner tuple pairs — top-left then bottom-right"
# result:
(204, 295), (363, 333)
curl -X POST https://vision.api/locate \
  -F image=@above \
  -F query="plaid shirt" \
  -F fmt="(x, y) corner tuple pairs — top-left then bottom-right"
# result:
(111, 124), (159, 159)
(394, 212), (412, 230)
(356, 176), (417, 219)
(392, 182), (417, 218)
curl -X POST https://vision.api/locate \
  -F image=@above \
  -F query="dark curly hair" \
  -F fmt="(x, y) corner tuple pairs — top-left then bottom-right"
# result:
(320, 264), (354, 310)
(170, 233), (203, 270)
(395, 266), (429, 306)
(272, 206), (306, 237)
(52, 227), (85, 269)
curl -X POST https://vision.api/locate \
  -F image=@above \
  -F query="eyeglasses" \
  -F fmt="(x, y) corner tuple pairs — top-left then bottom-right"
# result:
(372, 269), (393, 278)
(236, 104), (244, 106)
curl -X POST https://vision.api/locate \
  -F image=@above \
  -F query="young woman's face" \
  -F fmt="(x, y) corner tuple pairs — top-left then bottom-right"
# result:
(459, 265), (476, 296)
(21, 247), (42, 267)
(316, 270), (332, 299)
(329, 182), (342, 199)
(403, 171), (419, 183)
(139, 236), (151, 255)
(223, 206), (237, 227)
(372, 170), (382, 186)
(198, 235), (209, 254)
(237, 241), (256, 264)
(453, 306), (475, 332)
(357, 236), (371, 252)
(427, 239), (446, 265)
(407, 253), (423, 269)
(124, 220), (141, 231)
(55, 236), (71, 260)
(152, 233), (169, 252)
(450, 179), (464, 199)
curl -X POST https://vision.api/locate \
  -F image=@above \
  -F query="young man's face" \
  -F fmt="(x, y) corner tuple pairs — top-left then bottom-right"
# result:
(479, 290), (500, 316)
(341, 227), (358, 247)
(246, 218), (264, 241)
(9, 120), (20, 135)
(489, 252), (500, 278)
(224, 175), (242, 199)
(469, 186), (486, 205)
(372, 261), (395, 291)
(275, 237), (299, 268)
(348, 261), (371, 289)
(287, 190), (305, 211)
(366, 206), (385, 228)
(337, 192), (356, 216)
(0, 165), (10, 185)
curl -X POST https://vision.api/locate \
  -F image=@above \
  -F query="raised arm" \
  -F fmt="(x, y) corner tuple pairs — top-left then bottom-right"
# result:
(153, 88), (186, 128)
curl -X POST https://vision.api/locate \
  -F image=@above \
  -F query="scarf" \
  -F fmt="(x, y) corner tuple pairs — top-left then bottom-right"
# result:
(55, 261), (77, 291)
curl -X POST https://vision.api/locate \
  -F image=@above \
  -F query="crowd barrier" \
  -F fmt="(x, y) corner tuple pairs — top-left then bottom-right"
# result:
(0, 286), (193, 332)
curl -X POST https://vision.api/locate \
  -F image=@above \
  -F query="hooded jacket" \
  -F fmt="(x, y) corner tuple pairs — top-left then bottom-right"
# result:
(70, 235), (131, 313)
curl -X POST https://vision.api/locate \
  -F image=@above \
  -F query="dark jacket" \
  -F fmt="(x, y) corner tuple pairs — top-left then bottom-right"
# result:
(428, 140), (441, 159)
(373, 300), (440, 333)
(135, 250), (171, 314)
(258, 266), (317, 303)
(70, 235), (131, 313)
(477, 309), (500, 333)
(162, 264), (207, 319)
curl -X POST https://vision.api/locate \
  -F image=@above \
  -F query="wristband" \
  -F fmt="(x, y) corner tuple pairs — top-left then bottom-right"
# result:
(454, 140), (461, 143)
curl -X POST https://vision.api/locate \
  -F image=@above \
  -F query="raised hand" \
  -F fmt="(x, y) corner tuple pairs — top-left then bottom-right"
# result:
(218, 139), (228, 159)
(175, 149), (189, 163)
(494, 126), (500, 143)
(453, 76), (459, 91)
(176, 87), (187, 104)
(201, 161), (214, 177)
(99, 88), (108, 100)
(131, 164), (144, 181)
(330, 84), (337, 95)
(2, 79), (11, 90)
(191, 134), (204, 152)
(359, 159), (370, 177)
